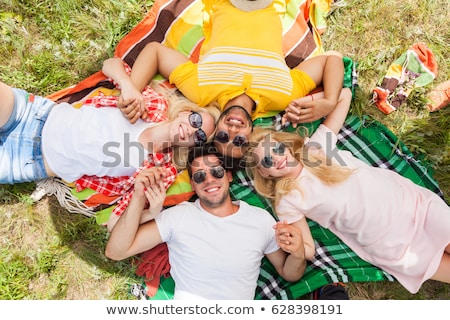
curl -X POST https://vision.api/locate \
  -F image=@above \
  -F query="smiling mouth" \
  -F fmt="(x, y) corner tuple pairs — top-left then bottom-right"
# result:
(277, 158), (287, 169)
(204, 185), (220, 193)
(226, 116), (244, 125)
(178, 125), (186, 140)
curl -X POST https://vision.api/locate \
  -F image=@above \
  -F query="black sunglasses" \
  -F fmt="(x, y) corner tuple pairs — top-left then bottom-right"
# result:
(214, 130), (248, 147)
(189, 112), (207, 146)
(260, 142), (286, 168)
(192, 166), (225, 184)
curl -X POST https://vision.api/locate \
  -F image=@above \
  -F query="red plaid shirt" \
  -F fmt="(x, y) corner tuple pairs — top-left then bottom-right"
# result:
(84, 62), (168, 123)
(76, 153), (177, 217)
(75, 60), (176, 217)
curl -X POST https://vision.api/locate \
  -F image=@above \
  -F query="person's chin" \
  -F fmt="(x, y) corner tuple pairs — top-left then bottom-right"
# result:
(220, 105), (253, 124)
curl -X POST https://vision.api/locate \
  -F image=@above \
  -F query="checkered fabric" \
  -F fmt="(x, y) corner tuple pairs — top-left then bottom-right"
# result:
(147, 114), (445, 300)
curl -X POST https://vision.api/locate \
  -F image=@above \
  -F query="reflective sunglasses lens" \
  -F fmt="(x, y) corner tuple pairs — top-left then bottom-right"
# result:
(261, 156), (273, 168)
(194, 129), (207, 145)
(192, 171), (207, 184)
(189, 112), (202, 128)
(273, 142), (286, 155)
(214, 130), (229, 143)
(192, 166), (225, 184)
(211, 166), (225, 179)
(233, 135), (247, 147)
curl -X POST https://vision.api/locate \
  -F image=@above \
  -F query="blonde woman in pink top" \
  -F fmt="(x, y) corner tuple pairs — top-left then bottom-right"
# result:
(245, 88), (450, 294)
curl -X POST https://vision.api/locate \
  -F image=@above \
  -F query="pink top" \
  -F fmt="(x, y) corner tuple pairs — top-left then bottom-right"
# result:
(276, 124), (450, 293)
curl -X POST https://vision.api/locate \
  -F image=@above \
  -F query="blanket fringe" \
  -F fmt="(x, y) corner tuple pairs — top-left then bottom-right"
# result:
(33, 178), (95, 218)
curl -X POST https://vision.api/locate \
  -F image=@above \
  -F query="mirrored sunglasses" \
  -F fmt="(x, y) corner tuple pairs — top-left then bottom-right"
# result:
(189, 112), (202, 128)
(192, 166), (225, 184)
(189, 112), (207, 145)
(214, 130), (248, 147)
(193, 129), (207, 146)
(260, 142), (287, 168)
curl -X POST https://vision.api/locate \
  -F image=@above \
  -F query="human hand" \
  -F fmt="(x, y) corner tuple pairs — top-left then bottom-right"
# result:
(144, 181), (167, 218)
(134, 167), (167, 196)
(274, 220), (304, 259)
(117, 84), (148, 123)
(284, 95), (336, 127)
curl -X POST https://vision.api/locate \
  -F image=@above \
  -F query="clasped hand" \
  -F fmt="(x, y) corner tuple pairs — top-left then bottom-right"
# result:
(135, 167), (167, 217)
(116, 84), (148, 124)
(282, 94), (335, 128)
(274, 221), (304, 259)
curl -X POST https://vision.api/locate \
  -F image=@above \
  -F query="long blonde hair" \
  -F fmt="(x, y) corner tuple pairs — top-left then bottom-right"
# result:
(245, 126), (354, 208)
(152, 81), (221, 170)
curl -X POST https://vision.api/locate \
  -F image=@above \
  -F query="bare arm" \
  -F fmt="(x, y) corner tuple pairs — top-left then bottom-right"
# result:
(285, 51), (344, 125)
(282, 91), (327, 126)
(102, 57), (135, 90)
(127, 42), (187, 90)
(276, 219), (315, 260)
(107, 167), (167, 232)
(105, 169), (167, 260)
(105, 191), (163, 260)
(108, 204), (165, 233)
(266, 220), (313, 282)
(102, 42), (188, 123)
(295, 51), (343, 106)
(102, 57), (146, 123)
(322, 87), (352, 135)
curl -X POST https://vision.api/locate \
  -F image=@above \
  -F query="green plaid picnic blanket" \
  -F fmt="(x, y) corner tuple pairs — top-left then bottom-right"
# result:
(143, 113), (445, 300)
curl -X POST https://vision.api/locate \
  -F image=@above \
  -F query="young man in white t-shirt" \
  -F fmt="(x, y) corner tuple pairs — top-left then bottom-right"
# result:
(105, 143), (307, 299)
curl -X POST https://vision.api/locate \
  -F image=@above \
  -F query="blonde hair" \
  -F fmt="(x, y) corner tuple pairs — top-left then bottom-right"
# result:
(152, 81), (221, 170)
(245, 126), (354, 208)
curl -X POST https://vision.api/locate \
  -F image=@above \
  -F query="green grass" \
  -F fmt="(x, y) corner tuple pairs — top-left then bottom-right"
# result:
(324, 0), (450, 299)
(324, 0), (450, 199)
(0, 0), (153, 299)
(0, 0), (449, 300)
(0, 197), (139, 299)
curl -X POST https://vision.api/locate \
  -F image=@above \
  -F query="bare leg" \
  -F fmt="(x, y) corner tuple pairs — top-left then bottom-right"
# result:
(430, 244), (450, 284)
(0, 81), (15, 128)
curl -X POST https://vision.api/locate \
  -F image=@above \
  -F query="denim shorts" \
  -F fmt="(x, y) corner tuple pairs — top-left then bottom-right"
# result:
(0, 88), (55, 184)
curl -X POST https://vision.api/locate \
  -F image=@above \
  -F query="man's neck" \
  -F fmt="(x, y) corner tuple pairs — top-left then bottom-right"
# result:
(200, 198), (239, 218)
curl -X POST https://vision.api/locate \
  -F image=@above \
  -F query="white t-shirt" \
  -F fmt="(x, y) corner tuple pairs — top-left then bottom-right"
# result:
(42, 103), (155, 182)
(155, 200), (280, 300)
